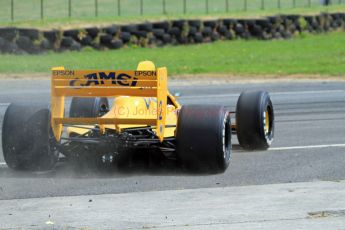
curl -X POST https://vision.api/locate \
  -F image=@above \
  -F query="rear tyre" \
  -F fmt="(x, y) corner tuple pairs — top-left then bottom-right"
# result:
(176, 105), (231, 173)
(236, 91), (274, 150)
(2, 103), (58, 171)
(69, 97), (109, 118)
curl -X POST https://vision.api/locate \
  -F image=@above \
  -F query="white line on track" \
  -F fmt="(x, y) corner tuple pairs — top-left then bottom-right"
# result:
(0, 162), (7, 166)
(270, 90), (345, 96)
(269, 143), (345, 151)
(182, 90), (345, 99)
(0, 103), (10, 106)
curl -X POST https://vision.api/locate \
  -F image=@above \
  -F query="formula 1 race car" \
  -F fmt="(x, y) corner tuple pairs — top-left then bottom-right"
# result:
(2, 61), (274, 173)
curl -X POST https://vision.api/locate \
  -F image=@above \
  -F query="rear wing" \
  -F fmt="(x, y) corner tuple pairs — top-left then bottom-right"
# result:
(51, 63), (167, 142)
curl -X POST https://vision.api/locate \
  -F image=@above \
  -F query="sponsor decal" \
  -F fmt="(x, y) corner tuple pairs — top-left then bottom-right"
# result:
(53, 70), (74, 76)
(134, 71), (156, 77)
(143, 97), (157, 110)
(69, 72), (138, 87)
(158, 100), (163, 120)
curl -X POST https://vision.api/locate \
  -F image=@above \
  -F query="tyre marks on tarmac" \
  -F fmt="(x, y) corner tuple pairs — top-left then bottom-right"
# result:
(1, 144), (345, 167)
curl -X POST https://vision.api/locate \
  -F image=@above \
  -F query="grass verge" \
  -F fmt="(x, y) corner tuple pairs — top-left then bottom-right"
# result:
(0, 32), (345, 77)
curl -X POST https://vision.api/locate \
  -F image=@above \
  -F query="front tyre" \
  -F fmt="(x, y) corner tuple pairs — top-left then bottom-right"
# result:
(176, 105), (231, 173)
(2, 103), (59, 171)
(236, 91), (274, 150)
(68, 97), (110, 168)
(69, 97), (109, 118)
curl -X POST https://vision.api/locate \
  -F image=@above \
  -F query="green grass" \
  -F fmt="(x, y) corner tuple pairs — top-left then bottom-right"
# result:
(0, 0), (345, 28)
(1, 32), (345, 76)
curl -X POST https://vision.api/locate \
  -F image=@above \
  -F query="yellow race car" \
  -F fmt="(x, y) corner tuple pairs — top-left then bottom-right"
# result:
(2, 61), (274, 173)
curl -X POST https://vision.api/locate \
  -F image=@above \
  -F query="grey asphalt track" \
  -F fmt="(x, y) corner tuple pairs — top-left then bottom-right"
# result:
(0, 79), (344, 200)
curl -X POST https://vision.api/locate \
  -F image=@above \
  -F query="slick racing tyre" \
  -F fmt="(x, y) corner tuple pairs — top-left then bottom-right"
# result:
(69, 97), (109, 118)
(236, 91), (274, 150)
(176, 105), (231, 173)
(2, 103), (59, 171)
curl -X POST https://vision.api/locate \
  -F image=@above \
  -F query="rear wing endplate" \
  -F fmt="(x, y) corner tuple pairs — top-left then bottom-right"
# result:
(51, 64), (167, 142)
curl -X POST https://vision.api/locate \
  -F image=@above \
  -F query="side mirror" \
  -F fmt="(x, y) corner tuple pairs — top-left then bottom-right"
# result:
(174, 92), (181, 98)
